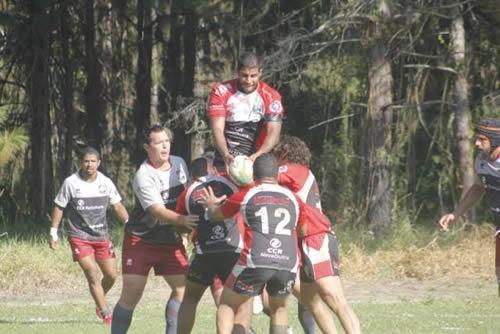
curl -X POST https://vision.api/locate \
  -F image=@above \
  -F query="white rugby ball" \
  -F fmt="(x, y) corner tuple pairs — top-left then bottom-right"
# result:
(228, 155), (254, 186)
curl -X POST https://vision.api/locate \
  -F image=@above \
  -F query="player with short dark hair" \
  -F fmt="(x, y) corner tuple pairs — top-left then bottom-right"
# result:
(176, 156), (252, 333)
(438, 118), (500, 296)
(208, 51), (284, 169)
(49, 147), (129, 326)
(202, 153), (312, 334)
(111, 125), (199, 334)
(273, 136), (361, 334)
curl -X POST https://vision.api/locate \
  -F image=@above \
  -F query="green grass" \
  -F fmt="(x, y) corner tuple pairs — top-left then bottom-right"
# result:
(1, 296), (499, 333)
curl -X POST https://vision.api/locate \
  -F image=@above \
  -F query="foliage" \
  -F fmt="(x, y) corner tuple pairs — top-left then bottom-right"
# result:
(0, 1), (499, 230)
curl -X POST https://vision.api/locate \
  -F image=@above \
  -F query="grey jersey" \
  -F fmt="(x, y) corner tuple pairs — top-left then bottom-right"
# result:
(54, 171), (122, 241)
(126, 156), (189, 245)
(475, 156), (500, 226)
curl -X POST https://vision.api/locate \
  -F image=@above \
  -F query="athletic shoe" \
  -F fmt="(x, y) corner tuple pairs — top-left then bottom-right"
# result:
(103, 314), (112, 326)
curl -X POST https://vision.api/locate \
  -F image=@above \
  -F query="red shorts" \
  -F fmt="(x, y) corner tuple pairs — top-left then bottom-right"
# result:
(121, 234), (188, 276)
(68, 237), (115, 262)
(300, 231), (340, 283)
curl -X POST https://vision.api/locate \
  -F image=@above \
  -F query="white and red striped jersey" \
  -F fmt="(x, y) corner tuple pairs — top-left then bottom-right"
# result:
(278, 163), (331, 236)
(208, 79), (284, 157)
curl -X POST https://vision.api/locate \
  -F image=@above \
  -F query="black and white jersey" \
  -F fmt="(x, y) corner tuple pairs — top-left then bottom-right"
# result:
(126, 156), (189, 245)
(54, 171), (122, 241)
(475, 156), (500, 226)
(177, 175), (244, 254)
(220, 183), (302, 272)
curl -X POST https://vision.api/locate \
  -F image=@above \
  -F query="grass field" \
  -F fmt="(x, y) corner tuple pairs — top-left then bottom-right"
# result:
(1, 294), (499, 333)
(1, 221), (500, 333)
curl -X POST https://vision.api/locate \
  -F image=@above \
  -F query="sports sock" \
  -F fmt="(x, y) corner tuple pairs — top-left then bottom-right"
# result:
(165, 297), (181, 334)
(111, 304), (133, 334)
(298, 302), (315, 334)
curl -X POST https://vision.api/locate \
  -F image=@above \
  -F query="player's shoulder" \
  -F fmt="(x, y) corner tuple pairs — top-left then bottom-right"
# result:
(258, 80), (282, 99)
(170, 155), (187, 167)
(210, 79), (238, 97)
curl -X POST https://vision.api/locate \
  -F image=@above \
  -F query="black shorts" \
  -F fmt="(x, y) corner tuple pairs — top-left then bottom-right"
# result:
(187, 252), (240, 286)
(226, 266), (296, 297)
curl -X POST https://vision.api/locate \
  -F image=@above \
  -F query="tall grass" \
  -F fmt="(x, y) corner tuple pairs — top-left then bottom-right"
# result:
(0, 217), (496, 295)
(337, 219), (496, 281)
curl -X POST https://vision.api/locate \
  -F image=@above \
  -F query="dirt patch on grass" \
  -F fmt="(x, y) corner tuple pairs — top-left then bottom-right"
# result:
(2, 276), (497, 306)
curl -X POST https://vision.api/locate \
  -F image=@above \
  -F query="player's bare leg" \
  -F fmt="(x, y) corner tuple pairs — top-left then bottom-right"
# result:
(216, 288), (249, 334)
(292, 277), (319, 334)
(300, 281), (337, 334)
(96, 257), (118, 295)
(163, 274), (186, 334)
(234, 296), (253, 333)
(177, 280), (207, 334)
(268, 295), (289, 334)
(112, 274), (148, 333)
(77, 255), (109, 314)
(315, 276), (360, 334)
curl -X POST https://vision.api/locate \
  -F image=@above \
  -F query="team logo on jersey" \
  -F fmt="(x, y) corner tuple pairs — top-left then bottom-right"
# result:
(178, 169), (187, 183)
(278, 165), (288, 173)
(269, 238), (282, 249)
(161, 190), (170, 201)
(126, 258), (133, 266)
(75, 188), (81, 194)
(99, 184), (107, 194)
(216, 84), (229, 96)
(269, 100), (283, 114)
(210, 225), (225, 240)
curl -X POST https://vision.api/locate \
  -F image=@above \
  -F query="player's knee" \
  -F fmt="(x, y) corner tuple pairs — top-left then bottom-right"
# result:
(84, 268), (101, 285)
(107, 270), (118, 281)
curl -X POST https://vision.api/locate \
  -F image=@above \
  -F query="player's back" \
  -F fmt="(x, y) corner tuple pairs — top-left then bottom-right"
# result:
(239, 182), (300, 272)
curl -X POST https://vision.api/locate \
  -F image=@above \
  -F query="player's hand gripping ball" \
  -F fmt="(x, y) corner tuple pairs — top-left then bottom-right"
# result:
(228, 155), (254, 186)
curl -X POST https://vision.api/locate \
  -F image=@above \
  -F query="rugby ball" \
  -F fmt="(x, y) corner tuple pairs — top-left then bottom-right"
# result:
(228, 155), (254, 186)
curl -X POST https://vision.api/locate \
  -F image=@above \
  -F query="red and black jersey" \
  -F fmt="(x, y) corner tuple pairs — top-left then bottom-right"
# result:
(219, 182), (305, 272)
(278, 163), (331, 236)
(176, 175), (244, 254)
(208, 79), (284, 157)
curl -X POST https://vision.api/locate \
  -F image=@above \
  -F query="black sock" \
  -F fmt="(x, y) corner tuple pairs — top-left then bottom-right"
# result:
(298, 302), (315, 334)
(111, 304), (134, 334)
(165, 298), (181, 334)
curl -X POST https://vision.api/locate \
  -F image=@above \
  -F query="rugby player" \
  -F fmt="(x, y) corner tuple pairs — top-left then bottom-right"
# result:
(438, 118), (500, 297)
(207, 52), (284, 168)
(273, 136), (361, 334)
(201, 154), (309, 334)
(49, 147), (129, 325)
(176, 156), (252, 333)
(111, 125), (198, 334)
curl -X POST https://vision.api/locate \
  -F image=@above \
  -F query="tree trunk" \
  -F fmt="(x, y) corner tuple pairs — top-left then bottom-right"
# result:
(365, 1), (393, 235)
(133, 0), (153, 166)
(59, 0), (75, 179)
(83, 0), (105, 150)
(451, 5), (474, 198)
(26, 0), (53, 219)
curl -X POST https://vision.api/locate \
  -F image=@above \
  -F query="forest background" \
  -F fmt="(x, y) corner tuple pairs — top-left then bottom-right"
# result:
(1, 0), (500, 235)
